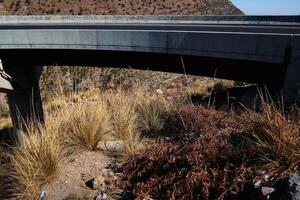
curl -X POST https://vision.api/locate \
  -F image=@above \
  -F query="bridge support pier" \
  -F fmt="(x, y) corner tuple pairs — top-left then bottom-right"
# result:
(283, 63), (300, 103)
(5, 65), (44, 140)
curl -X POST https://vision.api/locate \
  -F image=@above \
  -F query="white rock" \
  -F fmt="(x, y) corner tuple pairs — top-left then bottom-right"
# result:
(263, 174), (270, 182)
(156, 89), (163, 94)
(97, 140), (124, 152)
(96, 193), (108, 200)
(254, 180), (262, 189)
(261, 187), (275, 196)
(288, 172), (300, 200)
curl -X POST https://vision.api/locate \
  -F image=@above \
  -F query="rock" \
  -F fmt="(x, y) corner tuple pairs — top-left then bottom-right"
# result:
(97, 140), (124, 152)
(156, 89), (163, 95)
(264, 174), (270, 182)
(254, 180), (263, 189)
(288, 173), (300, 200)
(261, 187), (275, 196)
(39, 191), (47, 200)
(257, 170), (266, 176)
(85, 174), (106, 190)
(96, 193), (108, 200)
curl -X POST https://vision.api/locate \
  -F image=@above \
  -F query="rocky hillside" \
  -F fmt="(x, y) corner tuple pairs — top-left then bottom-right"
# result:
(2, 0), (243, 15)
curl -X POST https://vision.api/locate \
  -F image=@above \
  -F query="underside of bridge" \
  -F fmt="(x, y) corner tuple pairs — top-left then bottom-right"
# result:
(1, 49), (287, 86)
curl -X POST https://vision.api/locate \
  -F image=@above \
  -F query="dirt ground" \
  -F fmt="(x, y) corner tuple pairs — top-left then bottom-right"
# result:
(44, 151), (121, 200)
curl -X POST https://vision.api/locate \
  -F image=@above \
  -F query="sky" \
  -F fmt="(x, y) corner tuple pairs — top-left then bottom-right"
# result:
(230, 0), (300, 15)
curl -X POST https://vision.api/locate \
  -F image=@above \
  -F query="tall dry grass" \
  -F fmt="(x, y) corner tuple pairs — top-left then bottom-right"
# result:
(109, 86), (175, 155)
(57, 95), (112, 152)
(110, 89), (143, 156)
(136, 93), (174, 135)
(244, 96), (300, 173)
(3, 124), (65, 199)
(44, 87), (173, 156)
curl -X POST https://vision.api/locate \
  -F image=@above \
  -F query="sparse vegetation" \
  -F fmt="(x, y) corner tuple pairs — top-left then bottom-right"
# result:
(2, 0), (12, 9)
(1, 0), (243, 15)
(189, 79), (236, 100)
(0, 83), (299, 199)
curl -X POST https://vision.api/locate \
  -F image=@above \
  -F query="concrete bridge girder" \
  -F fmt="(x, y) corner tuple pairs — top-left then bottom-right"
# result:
(284, 34), (300, 102)
(0, 30), (291, 64)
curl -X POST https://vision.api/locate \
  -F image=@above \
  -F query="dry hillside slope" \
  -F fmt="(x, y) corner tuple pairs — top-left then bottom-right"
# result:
(2, 0), (243, 15)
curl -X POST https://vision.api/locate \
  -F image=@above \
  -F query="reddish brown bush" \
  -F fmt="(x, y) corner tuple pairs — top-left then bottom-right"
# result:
(121, 103), (300, 199)
(121, 106), (254, 200)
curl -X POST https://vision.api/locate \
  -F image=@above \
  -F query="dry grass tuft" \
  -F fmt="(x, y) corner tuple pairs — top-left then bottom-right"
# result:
(136, 92), (174, 135)
(189, 79), (236, 100)
(44, 95), (68, 113)
(2, 0), (12, 9)
(110, 90), (143, 156)
(244, 97), (300, 173)
(57, 94), (112, 152)
(0, 94), (9, 118)
(4, 124), (65, 199)
(0, 117), (12, 130)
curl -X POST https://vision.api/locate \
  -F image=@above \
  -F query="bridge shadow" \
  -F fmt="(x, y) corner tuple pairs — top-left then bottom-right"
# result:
(190, 85), (260, 109)
(190, 85), (285, 112)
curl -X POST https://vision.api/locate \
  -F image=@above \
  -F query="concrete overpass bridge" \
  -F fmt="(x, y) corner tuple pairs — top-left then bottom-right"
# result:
(0, 15), (299, 137)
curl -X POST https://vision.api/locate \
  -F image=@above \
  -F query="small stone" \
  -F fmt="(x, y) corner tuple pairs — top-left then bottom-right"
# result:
(254, 180), (262, 189)
(39, 191), (47, 200)
(261, 187), (275, 196)
(257, 170), (266, 176)
(96, 193), (108, 200)
(156, 89), (163, 94)
(115, 173), (123, 176)
(85, 174), (106, 190)
(97, 140), (124, 152)
(288, 172), (300, 200)
(263, 175), (270, 182)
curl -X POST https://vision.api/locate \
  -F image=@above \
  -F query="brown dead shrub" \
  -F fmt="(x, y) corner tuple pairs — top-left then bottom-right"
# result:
(121, 100), (300, 200)
(121, 105), (254, 200)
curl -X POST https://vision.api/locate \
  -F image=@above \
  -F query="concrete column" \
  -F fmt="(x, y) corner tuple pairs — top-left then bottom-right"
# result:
(283, 63), (300, 103)
(283, 35), (300, 104)
(5, 65), (44, 139)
